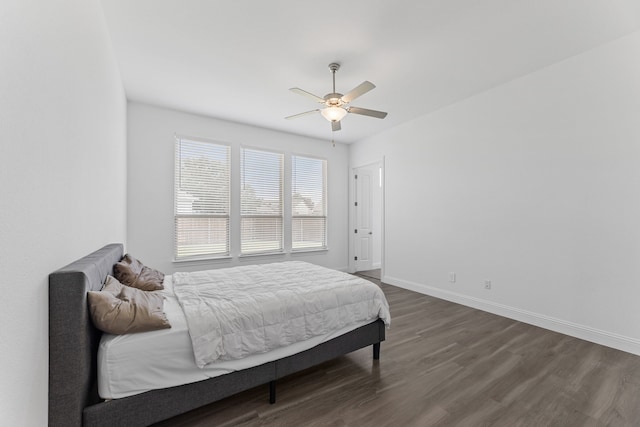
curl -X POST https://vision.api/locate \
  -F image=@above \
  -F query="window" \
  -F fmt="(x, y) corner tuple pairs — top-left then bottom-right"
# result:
(174, 137), (230, 260)
(292, 155), (327, 250)
(174, 139), (327, 259)
(241, 148), (284, 254)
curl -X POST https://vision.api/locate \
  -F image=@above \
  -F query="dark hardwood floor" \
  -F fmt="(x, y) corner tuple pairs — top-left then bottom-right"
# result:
(155, 273), (640, 426)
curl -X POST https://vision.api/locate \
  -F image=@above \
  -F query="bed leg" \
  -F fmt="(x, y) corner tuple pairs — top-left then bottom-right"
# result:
(269, 380), (276, 404)
(373, 342), (381, 360)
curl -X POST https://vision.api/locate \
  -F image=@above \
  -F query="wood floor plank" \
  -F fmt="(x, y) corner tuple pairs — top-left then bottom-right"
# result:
(154, 274), (640, 426)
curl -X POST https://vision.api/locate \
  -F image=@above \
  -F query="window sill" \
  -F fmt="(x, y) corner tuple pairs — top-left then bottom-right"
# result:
(173, 247), (329, 264)
(173, 255), (232, 264)
(291, 247), (329, 254)
(239, 251), (285, 259)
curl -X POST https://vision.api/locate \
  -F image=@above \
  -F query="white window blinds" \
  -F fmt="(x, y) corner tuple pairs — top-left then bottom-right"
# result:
(241, 148), (284, 254)
(292, 155), (327, 250)
(174, 137), (230, 260)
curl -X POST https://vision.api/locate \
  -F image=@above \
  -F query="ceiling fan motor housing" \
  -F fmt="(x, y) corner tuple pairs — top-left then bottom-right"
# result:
(324, 93), (344, 107)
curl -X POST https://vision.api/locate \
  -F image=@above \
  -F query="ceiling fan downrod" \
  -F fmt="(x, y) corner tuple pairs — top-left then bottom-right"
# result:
(328, 62), (340, 94)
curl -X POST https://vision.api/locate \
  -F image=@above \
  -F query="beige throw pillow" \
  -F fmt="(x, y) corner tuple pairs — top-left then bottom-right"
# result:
(114, 253), (165, 291)
(88, 275), (171, 334)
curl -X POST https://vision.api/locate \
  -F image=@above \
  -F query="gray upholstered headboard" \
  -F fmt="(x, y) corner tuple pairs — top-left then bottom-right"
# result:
(49, 243), (124, 427)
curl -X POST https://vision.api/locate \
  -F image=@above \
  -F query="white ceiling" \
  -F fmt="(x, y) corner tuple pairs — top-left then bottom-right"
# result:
(100, 0), (640, 144)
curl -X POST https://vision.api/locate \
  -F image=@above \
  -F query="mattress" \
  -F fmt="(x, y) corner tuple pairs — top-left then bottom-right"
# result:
(173, 261), (390, 367)
(97, 274), (376, 399)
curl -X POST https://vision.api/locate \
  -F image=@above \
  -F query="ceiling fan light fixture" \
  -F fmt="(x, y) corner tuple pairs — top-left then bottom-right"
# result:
(321, 106), (347, 122)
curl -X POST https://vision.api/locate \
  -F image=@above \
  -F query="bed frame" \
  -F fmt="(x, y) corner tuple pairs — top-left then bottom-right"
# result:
(49, 244), (385, 426)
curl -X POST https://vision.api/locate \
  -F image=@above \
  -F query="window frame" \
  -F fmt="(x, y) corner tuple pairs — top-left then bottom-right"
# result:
(291, 153), (328, 252)
(239, 145), (285, 256)
(174, 135), (231, 261)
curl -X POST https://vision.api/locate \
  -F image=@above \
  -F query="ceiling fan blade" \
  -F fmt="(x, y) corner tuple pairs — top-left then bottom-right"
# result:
(289, 88), (325, 103)
(341, 81), (375, 103)
(348, 106), (388, 119)
(331, 120), (341, 132)
(285, 109), (320, 120)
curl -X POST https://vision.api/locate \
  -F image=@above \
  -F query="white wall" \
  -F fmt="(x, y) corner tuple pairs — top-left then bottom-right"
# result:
(127, 102), (350, 274)
(371, 162), (383, 269)
(0, 1), (127, 425)
(351, 31), (640, 355)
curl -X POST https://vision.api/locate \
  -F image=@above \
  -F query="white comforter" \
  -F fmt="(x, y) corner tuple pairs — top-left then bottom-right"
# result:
(173, 261), (390, 368)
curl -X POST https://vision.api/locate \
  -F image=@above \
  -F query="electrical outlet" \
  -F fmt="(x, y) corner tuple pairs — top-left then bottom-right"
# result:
(484, 280), (491, 290)
(449, 272), (456, 283)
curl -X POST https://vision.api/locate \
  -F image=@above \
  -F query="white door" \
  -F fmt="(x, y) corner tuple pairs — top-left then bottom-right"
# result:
(354, 166), (374, 271)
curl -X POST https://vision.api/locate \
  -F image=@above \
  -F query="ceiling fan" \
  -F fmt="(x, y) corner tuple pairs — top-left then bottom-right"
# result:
(285, 63), (387, 132)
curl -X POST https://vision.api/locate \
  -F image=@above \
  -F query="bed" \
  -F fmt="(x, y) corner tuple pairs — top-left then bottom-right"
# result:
(49, 243), (387, 426)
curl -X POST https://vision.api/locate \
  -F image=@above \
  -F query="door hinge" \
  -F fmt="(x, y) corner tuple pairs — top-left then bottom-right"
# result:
(354, 229), (358, 233)
(355, 174), (358, 179)
(355, 201), (358, 206)
(354, 256), (358, 261)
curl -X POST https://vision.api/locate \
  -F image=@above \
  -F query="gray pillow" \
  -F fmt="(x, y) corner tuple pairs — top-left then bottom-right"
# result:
(87, 275), (171, 334)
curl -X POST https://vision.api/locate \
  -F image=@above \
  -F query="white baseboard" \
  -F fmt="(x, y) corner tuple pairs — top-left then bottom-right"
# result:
(383, 275), (640, 357)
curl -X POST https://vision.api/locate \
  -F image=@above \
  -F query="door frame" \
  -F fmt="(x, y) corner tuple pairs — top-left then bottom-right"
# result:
(348, 158), (385, 276)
